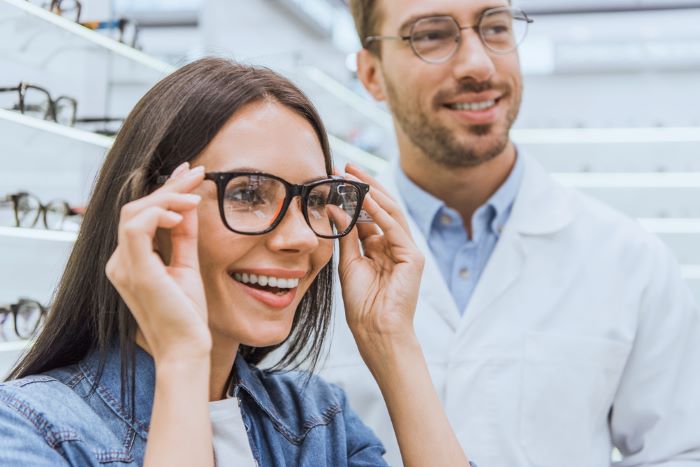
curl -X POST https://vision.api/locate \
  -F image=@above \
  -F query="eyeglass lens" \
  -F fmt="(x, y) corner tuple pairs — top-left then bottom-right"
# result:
(222, 175), (362, 238)
(0, 193), (74, 230)
(50, 0), (81, 22)
(15, 301), (43, 339)
(15, 193), (42, 228)
(21, 86), (52, 120)
(410, 8), (528, 62)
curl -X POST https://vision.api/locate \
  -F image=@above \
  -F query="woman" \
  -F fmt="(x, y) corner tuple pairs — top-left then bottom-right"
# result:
(0, 58), (473, 466)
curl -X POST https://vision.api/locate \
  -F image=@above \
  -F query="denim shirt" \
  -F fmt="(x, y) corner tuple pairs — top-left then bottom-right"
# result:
(0, 345), (388, 466)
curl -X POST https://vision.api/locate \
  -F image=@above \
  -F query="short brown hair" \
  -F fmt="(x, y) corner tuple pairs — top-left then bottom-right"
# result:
(349, 0), (384, 51)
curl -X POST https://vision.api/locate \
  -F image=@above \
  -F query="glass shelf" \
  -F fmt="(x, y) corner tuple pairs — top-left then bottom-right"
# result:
(0, 108), (112, 156)
(0, 226), (77, 243)
(0, 0), (175, 86)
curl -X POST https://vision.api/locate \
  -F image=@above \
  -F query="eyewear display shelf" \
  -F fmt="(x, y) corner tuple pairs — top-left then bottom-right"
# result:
(0, 0), (174, 377)
(0, 0), (175, 86)
(0, 340), (31, 379)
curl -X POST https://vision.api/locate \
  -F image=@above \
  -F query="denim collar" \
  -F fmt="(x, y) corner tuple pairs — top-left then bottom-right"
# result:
(78, 343), (290, 441)
(395, 152), (524, 240)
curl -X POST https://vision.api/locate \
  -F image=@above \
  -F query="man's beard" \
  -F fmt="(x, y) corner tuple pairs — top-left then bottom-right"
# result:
(386, 78), (521, 169)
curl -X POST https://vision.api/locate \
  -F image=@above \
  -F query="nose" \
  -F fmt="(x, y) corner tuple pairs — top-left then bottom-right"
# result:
(451, 29), (496, 83)
(266, 197), (319, 253)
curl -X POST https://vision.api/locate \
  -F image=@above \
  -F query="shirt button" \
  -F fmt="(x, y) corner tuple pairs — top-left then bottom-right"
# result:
(440, 214), (452, 225)
(459, 268), (470, 280)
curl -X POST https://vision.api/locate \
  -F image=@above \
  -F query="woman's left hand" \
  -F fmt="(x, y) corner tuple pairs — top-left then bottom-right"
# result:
(337, 164), (424, 350)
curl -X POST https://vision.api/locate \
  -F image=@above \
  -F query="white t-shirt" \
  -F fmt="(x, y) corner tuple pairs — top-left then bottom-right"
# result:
(209, 395), (257, 467)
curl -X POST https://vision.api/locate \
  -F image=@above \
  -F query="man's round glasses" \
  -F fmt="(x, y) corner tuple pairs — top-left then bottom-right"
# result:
(365, 7), (534, 64)
(204, 172), (371, 239)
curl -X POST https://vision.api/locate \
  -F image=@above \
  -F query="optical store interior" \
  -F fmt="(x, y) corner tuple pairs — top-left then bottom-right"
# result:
(1, 0), (700, 376)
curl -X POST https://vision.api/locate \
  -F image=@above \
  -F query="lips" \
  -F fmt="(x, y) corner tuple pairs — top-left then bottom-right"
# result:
(228, 268), (306, 309)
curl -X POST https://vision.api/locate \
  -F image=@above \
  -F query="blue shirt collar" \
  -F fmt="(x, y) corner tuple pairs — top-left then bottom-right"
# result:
(395, 153), (524, 239)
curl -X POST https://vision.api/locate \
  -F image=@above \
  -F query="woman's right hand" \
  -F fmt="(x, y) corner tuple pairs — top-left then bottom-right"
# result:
(105, 162), (209, 363)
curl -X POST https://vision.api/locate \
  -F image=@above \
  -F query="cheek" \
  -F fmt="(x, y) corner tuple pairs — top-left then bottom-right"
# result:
(310, 240), (334, 276)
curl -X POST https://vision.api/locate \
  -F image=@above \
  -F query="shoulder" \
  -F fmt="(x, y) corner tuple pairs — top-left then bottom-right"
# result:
(0, 369), (136, 465)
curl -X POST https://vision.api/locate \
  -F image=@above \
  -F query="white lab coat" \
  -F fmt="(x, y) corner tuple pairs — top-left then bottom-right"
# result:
(320, 153), (700, 467)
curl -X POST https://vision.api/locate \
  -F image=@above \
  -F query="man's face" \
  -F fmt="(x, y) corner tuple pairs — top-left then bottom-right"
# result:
(369, 0), (523, 168)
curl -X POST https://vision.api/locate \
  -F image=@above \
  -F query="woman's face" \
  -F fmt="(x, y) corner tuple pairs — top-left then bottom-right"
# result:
(191, 100), (333, 349)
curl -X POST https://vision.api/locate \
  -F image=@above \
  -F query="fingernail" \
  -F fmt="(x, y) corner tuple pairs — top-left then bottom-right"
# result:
(190, 165), (205, 175)
(167, 211), (183, 222)
(183, 194), (201, 203)
(172, 162), (189, 177)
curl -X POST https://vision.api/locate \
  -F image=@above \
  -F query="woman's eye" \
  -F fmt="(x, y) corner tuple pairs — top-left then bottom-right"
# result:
(227, 188), (263, 204)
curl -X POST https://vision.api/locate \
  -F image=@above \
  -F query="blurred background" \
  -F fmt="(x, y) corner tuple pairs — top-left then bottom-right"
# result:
(2, 0), (700, 371)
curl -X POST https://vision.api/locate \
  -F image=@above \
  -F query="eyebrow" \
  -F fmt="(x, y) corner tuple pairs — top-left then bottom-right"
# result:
(215, 167), (330, 184)
(397, 4), (507, 34)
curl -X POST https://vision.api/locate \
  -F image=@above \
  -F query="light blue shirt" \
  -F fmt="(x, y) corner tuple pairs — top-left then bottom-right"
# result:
(396, 154), (524, 314)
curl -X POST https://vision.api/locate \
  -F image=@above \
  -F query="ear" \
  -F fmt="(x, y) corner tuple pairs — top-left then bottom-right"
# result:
(356, 48), (387, 102)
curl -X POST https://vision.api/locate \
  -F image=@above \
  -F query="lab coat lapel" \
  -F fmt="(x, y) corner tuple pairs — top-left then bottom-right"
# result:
(460, 153), (575, 332)
(378, 168), (462, 331)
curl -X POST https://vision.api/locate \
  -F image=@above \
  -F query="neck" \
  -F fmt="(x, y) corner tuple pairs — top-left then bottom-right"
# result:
(135, 330), (238, 402)
(400, 141), (517, 232)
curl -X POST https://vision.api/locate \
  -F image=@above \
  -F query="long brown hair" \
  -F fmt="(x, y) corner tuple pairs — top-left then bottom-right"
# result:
(8, 58), (334, 388)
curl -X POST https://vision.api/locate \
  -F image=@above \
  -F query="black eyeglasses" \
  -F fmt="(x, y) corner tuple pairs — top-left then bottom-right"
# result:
(0, 83), (77, 126)
(0, 192), (83, 231)
(0, 298), (47, 340)
(25, 0), (82, 22)
(203, 172), (371, 239)
(365, 7), (533, 63)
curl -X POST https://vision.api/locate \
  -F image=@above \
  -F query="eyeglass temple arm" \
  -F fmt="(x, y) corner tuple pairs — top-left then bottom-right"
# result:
(364, 34), (411, 47)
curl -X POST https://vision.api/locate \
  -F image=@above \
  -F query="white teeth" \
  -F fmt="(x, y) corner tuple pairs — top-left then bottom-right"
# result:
(449, 99), (496, 111)
(233, 273), (300, 289)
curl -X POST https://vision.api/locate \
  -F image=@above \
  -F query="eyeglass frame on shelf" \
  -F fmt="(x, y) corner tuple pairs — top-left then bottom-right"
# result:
(24, 0), (82, 22)
(0, 82), (77, 126)
(0, 192), (83, 231)
(0, 298), (48, 340)
(364, 6), (534, 64)
(156, 171), (373, 239)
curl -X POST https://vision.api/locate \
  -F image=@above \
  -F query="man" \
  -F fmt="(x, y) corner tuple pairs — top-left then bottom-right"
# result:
(320, 0), (700, 465)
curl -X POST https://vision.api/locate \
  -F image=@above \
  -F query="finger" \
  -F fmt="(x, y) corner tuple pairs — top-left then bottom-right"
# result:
(120, 192), (201, 223)
(345, 163), (393, 200)
(337, 223), (362, 274)
(156, 165), (206, 195)
(361, 194), (413, 253)
(356, 221), (381, 241)
(364, 187), (412, 236)
(119, 206), (184, 271)
(168, 199), (200, 270)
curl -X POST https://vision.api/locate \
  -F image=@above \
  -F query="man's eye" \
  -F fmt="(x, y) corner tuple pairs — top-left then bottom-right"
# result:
(482, 25), (510, 36)
(413, 29), (453, 42)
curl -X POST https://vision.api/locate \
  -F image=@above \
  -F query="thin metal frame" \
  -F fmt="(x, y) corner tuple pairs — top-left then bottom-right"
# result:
(365, 6), (534, 63)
